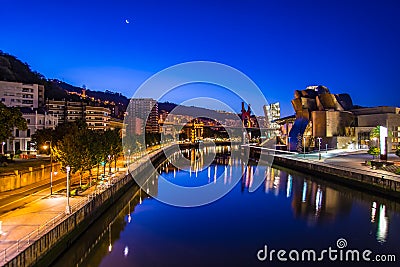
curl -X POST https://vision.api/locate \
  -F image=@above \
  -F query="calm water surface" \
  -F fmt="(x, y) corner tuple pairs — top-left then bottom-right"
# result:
(54, 146), (400, 267)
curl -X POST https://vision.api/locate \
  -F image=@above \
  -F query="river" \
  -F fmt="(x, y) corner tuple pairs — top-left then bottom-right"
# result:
(53, 146), (400, 267)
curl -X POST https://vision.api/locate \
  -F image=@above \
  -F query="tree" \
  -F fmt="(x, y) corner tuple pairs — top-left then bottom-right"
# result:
(396, 146), (400, 158)
(30, 128), (54, 153)
(0, 102), (27, 147)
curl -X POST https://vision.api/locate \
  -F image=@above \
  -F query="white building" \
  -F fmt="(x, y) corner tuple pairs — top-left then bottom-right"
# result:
(45, 100), (111, 131)
(4, 108), (58, 154)
(0, 81), (45, 108)
(85, 106), (110, 130)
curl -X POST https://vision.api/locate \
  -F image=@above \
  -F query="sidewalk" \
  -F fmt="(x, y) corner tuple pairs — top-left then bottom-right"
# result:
(0, 144), (171, 264)
(287, 149), (400, 182)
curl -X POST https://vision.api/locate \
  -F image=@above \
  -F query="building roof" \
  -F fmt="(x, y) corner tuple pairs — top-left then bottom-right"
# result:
(18, 107), (48, 115)
(273, 114), (296, 125)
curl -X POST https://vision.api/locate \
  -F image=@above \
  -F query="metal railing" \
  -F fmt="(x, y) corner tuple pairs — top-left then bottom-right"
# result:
(1, 143), (174, 265)
(2, 195), (92, 263)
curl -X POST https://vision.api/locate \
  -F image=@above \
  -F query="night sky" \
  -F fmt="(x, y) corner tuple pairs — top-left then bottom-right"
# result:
(1, 0), (399, 116)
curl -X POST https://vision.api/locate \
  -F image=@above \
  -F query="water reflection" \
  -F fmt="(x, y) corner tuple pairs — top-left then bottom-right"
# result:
(164, 146), (395, 240)
(53, 146), (400, 267)
(161, 146), (397, 243)
(373, 203), (389, 243)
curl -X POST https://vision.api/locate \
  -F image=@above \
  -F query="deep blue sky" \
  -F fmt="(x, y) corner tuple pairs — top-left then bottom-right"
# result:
(1, 0), (399, 116)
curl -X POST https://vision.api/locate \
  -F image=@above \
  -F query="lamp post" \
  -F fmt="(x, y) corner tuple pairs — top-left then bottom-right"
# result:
(43, 141), (53, 195)
(128, 149), (131, 166)
(108, 154), (112, 176)
(1, 142), (5, 155)
(65, 166), (71, 214)
(288, 137), (291, 151)
(303, 136), (306, 158)
(317, 137), (322, 160)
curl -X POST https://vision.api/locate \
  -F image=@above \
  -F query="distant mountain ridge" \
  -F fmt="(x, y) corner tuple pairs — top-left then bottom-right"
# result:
(0, 51), (129, 117)
(0, 51), (240, 121)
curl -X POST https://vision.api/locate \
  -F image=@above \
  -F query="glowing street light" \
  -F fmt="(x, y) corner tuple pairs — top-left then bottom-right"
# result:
(65, 166), (71, 214)
(43, 141), (53, 195)
(303, 136), (306, 158)
(317, 137), (322, 160)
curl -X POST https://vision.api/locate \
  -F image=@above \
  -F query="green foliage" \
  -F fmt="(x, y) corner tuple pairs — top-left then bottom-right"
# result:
(30, 128), (54, 153)
(396, 146), (400, 158)
(0, 102), (27, 143)
(370, 126), (380, 139)
(367, 146), (380, 158)
(370, 126), (392, 139)
(33, 121), (122, 178)
(395, 168), (400, 175)
(0, 51), (45, 84)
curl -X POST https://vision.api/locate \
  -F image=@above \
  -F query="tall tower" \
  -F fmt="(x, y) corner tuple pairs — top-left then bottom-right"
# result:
(127, 98), (159, 134)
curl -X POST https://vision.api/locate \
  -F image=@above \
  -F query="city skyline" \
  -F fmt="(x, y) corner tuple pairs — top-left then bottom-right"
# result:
(1, 0), (400, 116)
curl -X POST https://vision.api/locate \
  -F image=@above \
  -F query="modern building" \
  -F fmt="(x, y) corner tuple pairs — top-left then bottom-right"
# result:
(263, 102), (281, 138)
(45, 100), (111, 130)
(0, 81), (45, 108)
(283, 85), (400, 152)
(182, 119), (204, 142)
(352, 106), (400, 151)
(85, 106), (110, 130)
(288, 85), (355, 151)
(4, 108), (58, 154)
(126, 98), (159, 134)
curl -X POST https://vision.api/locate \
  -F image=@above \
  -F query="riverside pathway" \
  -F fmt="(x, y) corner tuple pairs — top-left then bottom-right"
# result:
(0, 146), (168, 265)
(288, 149), (400, 182)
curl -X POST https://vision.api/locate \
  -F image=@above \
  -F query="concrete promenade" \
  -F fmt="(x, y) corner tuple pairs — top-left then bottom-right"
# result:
(289, 149), (400, 182)
(0, 146), (167, 265)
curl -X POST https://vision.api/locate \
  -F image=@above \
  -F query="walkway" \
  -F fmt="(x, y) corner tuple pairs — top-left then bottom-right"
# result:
(287, 149), (400, 182)
(0, 145), (170, 265)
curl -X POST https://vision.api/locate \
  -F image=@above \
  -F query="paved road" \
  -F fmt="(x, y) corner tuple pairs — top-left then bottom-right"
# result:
(0, 170), (100, 216)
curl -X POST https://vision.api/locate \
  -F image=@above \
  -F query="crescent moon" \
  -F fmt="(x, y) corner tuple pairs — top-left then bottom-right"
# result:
(125, 19), (130, 24)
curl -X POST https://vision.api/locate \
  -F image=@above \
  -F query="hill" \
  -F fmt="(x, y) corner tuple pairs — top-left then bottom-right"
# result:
(0, 51), (240, 121)
(0, 51), (45, 84)
(0, 51), (128, 118)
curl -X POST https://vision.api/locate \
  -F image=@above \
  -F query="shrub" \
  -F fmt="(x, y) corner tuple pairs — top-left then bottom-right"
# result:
(395, 168), (400, 175)
(368, 147), (380, 158)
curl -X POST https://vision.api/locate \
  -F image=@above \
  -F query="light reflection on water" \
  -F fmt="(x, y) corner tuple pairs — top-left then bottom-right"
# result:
(53, 146), (400, 267)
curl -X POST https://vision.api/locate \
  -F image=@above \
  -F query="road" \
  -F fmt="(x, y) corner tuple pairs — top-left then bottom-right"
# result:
(0, 170), (99, 216)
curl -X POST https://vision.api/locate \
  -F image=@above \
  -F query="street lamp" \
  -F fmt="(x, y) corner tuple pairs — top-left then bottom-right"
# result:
(43, 141), (53, 195)
(303, 136), (306, 158)
(317, 137), (322, 160)
(1, 142), (5, 155)
(288, 137), (291, 151)
(65, 166), (71, 214)
(108, 154), (112, 175)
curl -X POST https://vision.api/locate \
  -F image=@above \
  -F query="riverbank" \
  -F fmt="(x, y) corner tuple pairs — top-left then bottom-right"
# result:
(250, 147), (400, 200)
(1, 146), (170, 267)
